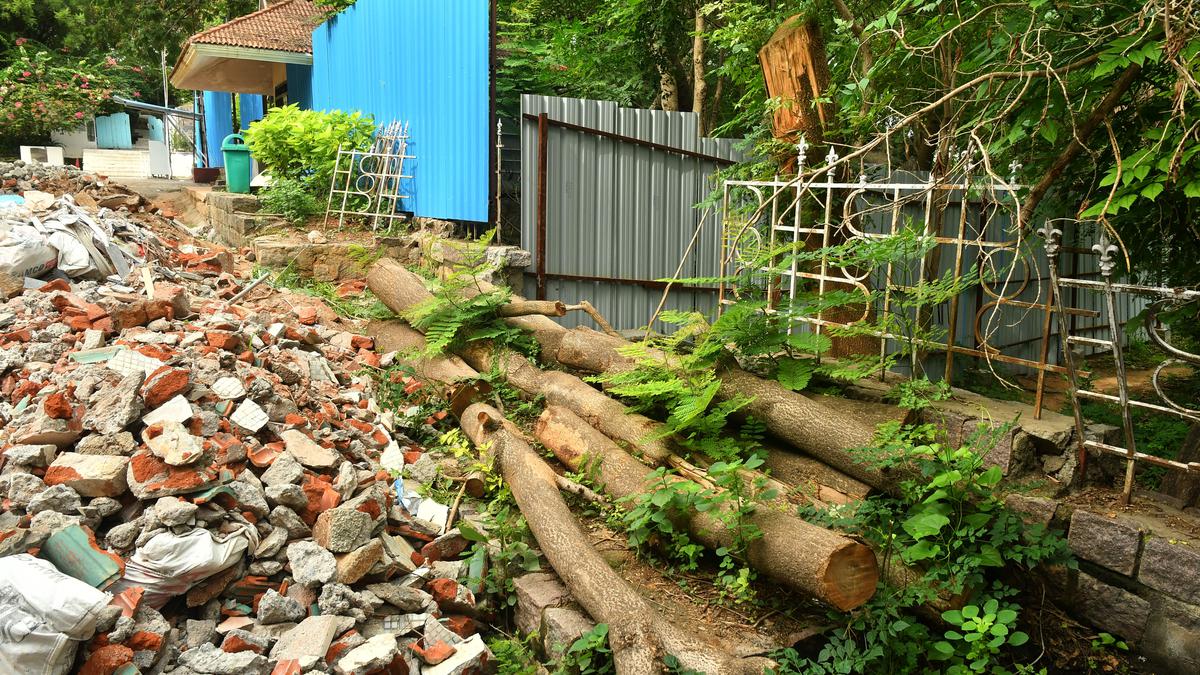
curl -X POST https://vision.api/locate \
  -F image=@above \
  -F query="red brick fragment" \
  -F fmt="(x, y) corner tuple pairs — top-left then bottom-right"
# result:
(79, 644), (133, 675)
(43, 392), (73, 419)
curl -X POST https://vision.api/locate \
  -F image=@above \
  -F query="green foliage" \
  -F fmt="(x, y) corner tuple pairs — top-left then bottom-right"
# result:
(619, 468), (708, 570)
(243, 105), (376, 196)
(932, 599), (1030, 674)
(260, 177), (321, 225)
(403, 230), (539, 359)
(557, 624), (615, 675)
(265, 263), (394, 321)
(488, 633), (542, 675)
(785, 421), (1075, 673)
(0, 42), (152, 141)
(1078, 399), (1191, 490)
(314, 0), (357, 20)
(466, 496), (542, 610)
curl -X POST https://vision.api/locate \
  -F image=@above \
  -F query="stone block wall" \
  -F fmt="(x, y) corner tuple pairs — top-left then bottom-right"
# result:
(382, 230), (531, 295)
(1008, 496), (1200, 673)
(205, 191), (276, 248)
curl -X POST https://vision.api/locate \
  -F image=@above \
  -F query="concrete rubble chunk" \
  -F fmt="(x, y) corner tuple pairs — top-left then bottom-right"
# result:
(142, 393), (194, 427)
(186, 619), (218, 649)
(542, 607), (596, 662)
(280, 429), (340, 469)
(422, 633), (492, 675)
(144, 420), (205, 466)
(336, 633), (399, 675)
(261, 452), (304, 486)
(513, 572), (571, 636)
(336, 539), (384, 585)
(254, 526), (289, 559)
(154, 496), (199, 527)
(83, 371), (145, 434)
(287, 540), (337, 587)
(44, 452), (129, 497)
(178, 642), (268, 675)
(270, 615), (345, 670)
(258, 588), (307, 625)
(265, 482), (308, 510)
(212, 376), (246, 400)
(3, 443), (58, 467)
(270, 506), (311, 539)
(367, 582), (434, 612)
(230, 399), (269, 433)
(76, 431), (137, 456)
(27, 484), (82, 515)
(313, 507), (374, 553)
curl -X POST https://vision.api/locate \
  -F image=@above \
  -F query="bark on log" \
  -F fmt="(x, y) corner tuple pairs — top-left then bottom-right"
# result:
(461, 403), (772, 674)
(554, 326), (888, 489)
(761, 443), (872, 506)
(535, 405), (879, 610)
(498, 300), (567, 318)
(367, 259), (894, 490)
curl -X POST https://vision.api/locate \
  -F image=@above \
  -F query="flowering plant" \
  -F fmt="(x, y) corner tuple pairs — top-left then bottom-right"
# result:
(0, 42), (155, 141)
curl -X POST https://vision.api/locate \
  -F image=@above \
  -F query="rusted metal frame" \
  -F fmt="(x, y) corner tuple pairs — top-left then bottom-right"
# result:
(814, 168), (836, 354)
(1075, 389), (1200, 421)
(908, 180), (937, 376)
(1086, 439), (1200, 473)
(879, 184), (903, 381)
(522, 113), (738, 166)
(536, 112), (549, 301)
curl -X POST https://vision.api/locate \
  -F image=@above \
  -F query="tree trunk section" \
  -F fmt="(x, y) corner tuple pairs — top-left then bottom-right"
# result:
(692, 9), (709, 136)
(535, 406), (879, 610)
(461, 403), (773, 674)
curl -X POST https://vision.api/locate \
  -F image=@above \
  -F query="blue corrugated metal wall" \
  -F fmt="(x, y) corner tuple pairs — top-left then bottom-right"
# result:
(239, 95), (265, 130)
(311, 0), (490, 223)
(203, 91), (234, 168)
(286, 64), (313, 110)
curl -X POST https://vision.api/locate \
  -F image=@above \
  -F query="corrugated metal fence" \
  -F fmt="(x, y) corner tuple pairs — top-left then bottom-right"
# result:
(311, 0), (490, 223)
(520, 95), (745, 332)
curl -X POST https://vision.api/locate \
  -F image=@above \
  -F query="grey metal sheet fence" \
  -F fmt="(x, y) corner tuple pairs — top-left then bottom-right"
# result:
(520, 95), (745, 331)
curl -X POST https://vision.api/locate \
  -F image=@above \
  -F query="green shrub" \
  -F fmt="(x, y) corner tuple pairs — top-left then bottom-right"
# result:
(243, 104), (375, 195)
(260, 177), (321, 224)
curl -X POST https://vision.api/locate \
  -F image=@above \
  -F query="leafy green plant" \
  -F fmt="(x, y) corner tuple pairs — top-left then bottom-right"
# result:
(488, 632), (542, 675)
(464, 497), (541, 610)
(556, 624), (615, 675)
(619, 468), (708, 571)
(264, 263), (393, 321)
(260, 176), (321, 225)
(930, 598), (1030, 674)
(403, 230), (538, 359)
(243, 104), (375, 196)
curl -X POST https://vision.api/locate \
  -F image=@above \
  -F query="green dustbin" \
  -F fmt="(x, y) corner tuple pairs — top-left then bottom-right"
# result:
(221, 133), (252, 194)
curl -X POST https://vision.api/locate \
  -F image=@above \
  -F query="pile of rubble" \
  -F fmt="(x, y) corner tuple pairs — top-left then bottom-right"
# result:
(0, 183), (495, 674)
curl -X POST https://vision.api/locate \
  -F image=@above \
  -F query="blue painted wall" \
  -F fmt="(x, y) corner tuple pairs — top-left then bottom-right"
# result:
(95, 113), (133, 149)
(311, 0), (490, 223)
(203, 91), (234, 168)
(286, 64), (313, 109)
(239, 94), (265, 130)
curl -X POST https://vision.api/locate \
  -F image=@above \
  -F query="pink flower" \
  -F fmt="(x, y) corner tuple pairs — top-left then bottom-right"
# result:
(15, 38), (27, 46)
(105, 57), (117, 67)
(75, 111), (84, 119)
(21, 71), (30, 78)
(132, 66), (142, 73)
(133, 91), (141, 98)
(13, 102), (21, 108)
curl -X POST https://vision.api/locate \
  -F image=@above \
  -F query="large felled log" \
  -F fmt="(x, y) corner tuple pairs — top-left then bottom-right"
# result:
(364, 257), (883, 494)
(535, 405), (879, 610)
(554, 326), (888, 488)
(461, 403), (772, 675)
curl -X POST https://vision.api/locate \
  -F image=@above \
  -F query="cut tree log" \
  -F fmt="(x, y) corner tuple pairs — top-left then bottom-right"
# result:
(366, 259), (894, 490)
(535, 405), (879, 610)
(553, 326), (889, 489)
(461, 403), (773, 674)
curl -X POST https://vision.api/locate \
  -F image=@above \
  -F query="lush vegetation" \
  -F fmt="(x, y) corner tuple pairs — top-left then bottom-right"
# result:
(243, 105), (377, 198)
(0, 41), (155, 140)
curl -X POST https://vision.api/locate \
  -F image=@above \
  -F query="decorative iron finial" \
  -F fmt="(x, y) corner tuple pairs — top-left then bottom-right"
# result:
(1008, 160), (1022, 185)
(1093, 232), (1119, 278)
(796, 136), (810, 172)
(1038, 223), (1062, 257)
(858, 173), (868, 187)
(825, 146), (839, 166)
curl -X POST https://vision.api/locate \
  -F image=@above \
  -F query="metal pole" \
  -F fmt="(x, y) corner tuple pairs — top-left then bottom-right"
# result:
(162, 49), (172, 172)
(536, 112), (549, 301)
(496, 119), (504, 244)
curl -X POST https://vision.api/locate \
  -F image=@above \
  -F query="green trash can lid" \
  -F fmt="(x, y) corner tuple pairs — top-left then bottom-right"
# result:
(221, 133), (250, 152)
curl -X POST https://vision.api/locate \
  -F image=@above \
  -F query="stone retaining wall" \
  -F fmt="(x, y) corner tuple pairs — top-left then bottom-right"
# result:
(205, 192), (276, 248)
(1007, 495), (1200, 673)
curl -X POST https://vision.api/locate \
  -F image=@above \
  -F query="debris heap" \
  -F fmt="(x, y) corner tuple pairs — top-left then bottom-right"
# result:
(0, 176), (494, 675)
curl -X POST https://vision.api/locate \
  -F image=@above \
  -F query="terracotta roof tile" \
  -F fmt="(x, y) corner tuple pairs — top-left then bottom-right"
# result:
(185, 0), (322, 54)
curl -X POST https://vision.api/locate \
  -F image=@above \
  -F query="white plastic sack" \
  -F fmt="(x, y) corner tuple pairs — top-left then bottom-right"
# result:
(45, 230), (94, 277)
(110, 524), (259, 610)
(0, 223), (57, 278)
(0, 554), (112, 675)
